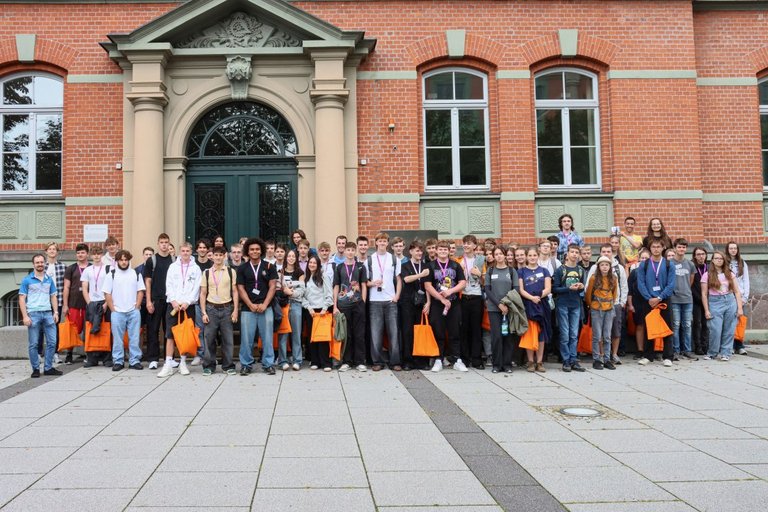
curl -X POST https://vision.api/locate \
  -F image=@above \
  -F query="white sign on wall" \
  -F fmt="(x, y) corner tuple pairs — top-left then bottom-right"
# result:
(83, 224), (109, 243)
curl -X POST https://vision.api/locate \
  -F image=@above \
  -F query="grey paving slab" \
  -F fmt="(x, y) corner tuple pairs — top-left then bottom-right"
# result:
(99, 415), (192, 436)
(71, 434), (178, 459)
(273, 399), (349, 416)
(31, 407), (123, 426)
(686, 439), (768, 464)
(0, 361), (34, 392)
(3, 389), (84, 405)
(462, 455), (539, 486)
(378, 507), (503, 512)
(62, 395), (143, 410)
(368, 470), (496, 507)
(443, 432), (508, 457)
(3, 488), (137, 512)
(158, 445), (263, 472)
(661, 480), (768, 512)
(177, 424), (269, 446)
(0, 473), (41, 507)
(643, 418), (757, 440)
(499, 441), (620, 468)
(0, 424), (102, 447)
(556, 417), (651, 431)
(360, 440), (468, 472)
(84, 384), (159, 397)
(746, 427), (768, 439)
(700, 407), (768, 428)
(348, 406), (432, 424)
(125, 400), (206, 417)
(264, 434), (360, 458)
(258, 457), (368, 488)
(355, 422), (448, 443)
(577, 428), (695, 453)
(607, 402), (705, 420)
(204, 391), (279, 409)
(33, 457), (159, 489)
(252, 488), (375, 511)
(0, 402), (57, 418)
(735, 464), (768, 479)
(486, 485), (567, 512)
(131, 471), (258, 507)
(269, 413), (353, 435)
(566, 502), (699, 512)
(478, 421), (581, 443)
(429, 412), (484, 433)
(612, 451), (754, 482)
(0, 446), (77, 474)
(458, 403), (551, 422)
(192, 407), (273, 425)
(0, 417), (33, 439)
(126, 508), (249, 512)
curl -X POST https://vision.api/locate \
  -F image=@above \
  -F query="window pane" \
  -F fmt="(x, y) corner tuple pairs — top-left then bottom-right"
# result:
(426, 148), (452, 186)
(425, 110), (451, 146)
(459, 110), (484, 146)
(761, 82), (768, 106)
(2, 77), (32, 105)
(538, 148), (564, 185)
(569, 109), (596, 146)
(763, 151), (768, 186)
(535, 73), (563, 100)
(425, 73), (453, 100)
(762, 115), (768, 150)
(459, 148), (486, 186)
(3, 114), (30, 151)
(564, 72), (593, 100)
(455, 73), (484, 100)
(536, 110), (562, 147)
(36, 153), (61, 190)
(33, 77), (63, 107)
(2, 153), (29, 191)
(36, 115), (62, 151)
(571, 147), (597, 185)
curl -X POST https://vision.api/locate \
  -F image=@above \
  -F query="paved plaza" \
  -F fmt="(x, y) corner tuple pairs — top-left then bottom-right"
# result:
(1, 346), (768, 512)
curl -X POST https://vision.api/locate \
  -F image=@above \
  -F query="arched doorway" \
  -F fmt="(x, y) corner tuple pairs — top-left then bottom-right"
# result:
(185, 101), (298, 245)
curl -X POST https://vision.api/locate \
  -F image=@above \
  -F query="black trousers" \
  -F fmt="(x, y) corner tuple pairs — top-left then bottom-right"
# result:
(429, 300), (461, 362)
(692, 301), (709, 353)
(307, 309), (331, 369)
(399, 298), (428, 368)
(488, 311), (518, 370)
(460, 295), (484, 366)
(340, 300), (367, 366)
(643, 300), (674, 361)
(145, 299), (169, 361)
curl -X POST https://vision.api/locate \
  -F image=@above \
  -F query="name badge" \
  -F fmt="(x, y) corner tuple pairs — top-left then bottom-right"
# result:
(252, 288), (259, 295)
(652, 286), (661, 292)
(490, 273), (499, 280)
(535, 272), (544, 279)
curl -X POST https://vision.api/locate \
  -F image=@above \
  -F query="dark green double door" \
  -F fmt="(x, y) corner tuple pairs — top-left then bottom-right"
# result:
(185, 159), (297, 246)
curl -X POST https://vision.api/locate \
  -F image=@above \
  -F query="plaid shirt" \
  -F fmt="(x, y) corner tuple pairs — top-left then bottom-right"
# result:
(45, 260), (66, 308)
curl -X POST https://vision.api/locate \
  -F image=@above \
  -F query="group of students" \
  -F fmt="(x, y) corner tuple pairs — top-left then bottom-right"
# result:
(18, 216), (751, 379)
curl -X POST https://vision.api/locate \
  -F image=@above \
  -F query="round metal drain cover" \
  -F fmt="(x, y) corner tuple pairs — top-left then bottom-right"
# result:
(560, 407), (601, 417)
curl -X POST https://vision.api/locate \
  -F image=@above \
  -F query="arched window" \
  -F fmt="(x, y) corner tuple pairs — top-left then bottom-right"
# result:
(535, 68), (600, 188)
(1, 290), (21, 327)
(423, 68), (489, 190)
(0, 73), (63, 194)
(759, 78), (768, 186)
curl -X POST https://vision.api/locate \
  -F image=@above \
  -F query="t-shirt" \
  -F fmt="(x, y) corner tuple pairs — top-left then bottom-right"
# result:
(670, 258), (695, 304)
(458, 255), (484, 296)
(202, 266), (236, 304)
(333, 261), (367, 307)
(620, 234), (643, 264)
(400, 259), (429, 303)
(196, 257), (213, 272)
(82, 264), (108, 302)
(19, 272), (56, 312)
(64, 263), (90, 309)
(485, 266), (517, 313)
(428, 259), (466, 302)
(368, 252), (399, 302)
(103, 267), (146, 313)
(143, 254), (174, 300)
(702, 271), (732, 296)
(518, 266), (551, 297)
(236, 260), (278, 304)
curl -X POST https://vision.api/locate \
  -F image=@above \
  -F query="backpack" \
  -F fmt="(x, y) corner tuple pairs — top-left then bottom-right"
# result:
(203, 267), (237, 294)
(150, 253), (176, 270)
(106, 266), (141, 282)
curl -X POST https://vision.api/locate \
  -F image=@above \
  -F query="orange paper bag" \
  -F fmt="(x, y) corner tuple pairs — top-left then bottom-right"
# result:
(734, 315), (747, 342)
(58, 319), (83, 351)
(310, 313), (332, 342)
(519, 320), (540, 351)
(481, 308), (491, 331)
(627, 310), (637, 336)
(413, 313), (439, 357)
(276, 305), (292, 334)
(171, 310), (200, 356)
(577, 318), (592, 354)
(654, 337), (664, 351)
(645, 304), (672, 340)
(85, 321), (111, 352)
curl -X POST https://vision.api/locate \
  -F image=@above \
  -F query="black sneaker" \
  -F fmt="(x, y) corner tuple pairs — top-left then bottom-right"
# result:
(83, 360), (97, 368)
(65, 352), (73, 365)
(265, 366), (276, 375)
(571, 362), (586, 372)
(31, 369), (40, 378)
(633, 353), (643, 360)
(672, 353), (680, 362)
(562, 364), (572, 372)
(240, 366), (252, 376)
(604, 361), (616, 370)
(505, 367), (514, 373)
(592, 360), (604, 370)
(129, 363), (143, 370)
(682, 351), (698, 360)
(103, 359), (113, 367)
(43, 368), (63, 376)
(112, 363), (125, 372)
(617, 350), (626, 357)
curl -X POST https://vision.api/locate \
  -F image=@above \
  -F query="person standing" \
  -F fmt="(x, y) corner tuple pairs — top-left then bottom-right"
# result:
(518, 246), (553, 372)
(552, 244), (586, 372)
(458, 235), (485, 369)
(61, 243), (90, 364)
(725, 241), (749, 355)
(367, 232), (402, 371)
(228, 243), (244, 269)
(585, 256), (618, 370)
(332, 235), (348, 265)
(586, 243), (628, 365)
(669, 238), (697, 360)
(43, 242), (66, 363)
(554, 214), (584, 262)
(277, 249), (304, 371)
(398, 240), (430, 371)
(484, 245), (518, 373)
(702, 251), (743, 361)
(642, 218), (672, 252)
(619, 216), (643, 268)
(102, 236), (120, 269)
(200, 246), (239, 375)
(143, 233), (176, 369)
(104, 250), (145, 370)
(81, 246), (111, 367)
(303, 255), (334, 371)
(636, 240), (676, 367)
(691, 247), (710, 356)
(333, 241), (368, 372)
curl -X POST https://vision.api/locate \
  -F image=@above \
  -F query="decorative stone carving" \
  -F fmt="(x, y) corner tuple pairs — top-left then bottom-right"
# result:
(35, 211), (62, 239)
(467, 206), (496, 234)
(0, 212), (18, 239)
(423, 207), (452, 234)
(176, 12), (303, 49)
(581, 205), (608, 233)
(538, 205), (564, 233)
(226, 55), (252, 100)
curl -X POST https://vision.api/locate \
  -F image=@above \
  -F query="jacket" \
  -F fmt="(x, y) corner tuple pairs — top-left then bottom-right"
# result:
(165, 258), (202, 305)
(499, 289), (529, 336)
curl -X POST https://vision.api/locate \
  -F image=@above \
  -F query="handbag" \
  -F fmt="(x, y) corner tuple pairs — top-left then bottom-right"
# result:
(171, 310), (200, 356)
(413, 313), (439, 357)
(481, 308), (491, 331)
(310, 312), (332, 342)
(85, 321), (111, 352)
(58, 319), (83, 351)
(645, 303), (673, 339)
(577, 317), (592, 354)
(519, 320), (540, 351)
(734, 314), (747, 341)
(626, 308), (637, 336)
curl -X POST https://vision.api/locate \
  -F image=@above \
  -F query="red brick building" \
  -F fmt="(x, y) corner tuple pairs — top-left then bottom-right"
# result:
(1, 0), (768, 330)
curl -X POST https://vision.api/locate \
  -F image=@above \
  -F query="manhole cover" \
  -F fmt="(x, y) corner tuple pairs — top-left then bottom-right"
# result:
(560, 407), (602, 417)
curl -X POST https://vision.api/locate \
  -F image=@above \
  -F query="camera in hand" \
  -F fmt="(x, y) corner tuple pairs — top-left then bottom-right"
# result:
(377, 286), (382, 292)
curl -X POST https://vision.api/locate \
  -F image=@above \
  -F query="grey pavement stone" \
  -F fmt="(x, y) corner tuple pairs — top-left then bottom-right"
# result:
(378, 507), (502, 512)
(63, 395), (143, 410)
(0, 402), (56, 418)
(355, 422), (447, 442)
(478, 420), (581, 443)
(3, 488), (137, 512)
(526, 466), (675, 504)
(264, 434), (359, 458)
(643, 418), (756, 440)
(274, 399), (349, 416)
(204, 392), (278, 409)
(430, 412), (483, 433)
(406, 397), (463, 415)
(0, 473), (41, 507)
(126, 508), (249, 512)
(577, 428), (695, 453)
(100, 415), (192, 436)
(746, 427), (768, 439)
(586, 391), (667, 406)
(443, 432), (508, 457)
(71, 434), (178, 459)
(0, 425), (102, 447)
(486, 484), (567, 512)
(701, 407), (768, 428)
(132, 471), (258, 507)
(686, 439), (768, 464)
(660, 480), (768, 512)
(662, 392), (746, 411)
(462, 455), (539, 486)
(556, 417), (651, 431)
(158, 446), (263, 472)
(613, 451), (754, 482)
(258, 457), (368, 488)
(84, 384), (159, 397)
(3, 389), (85, 405)
(607, 402), (705, 420)
(269, 414), (353, 435)
(273, 388), (344, 402)
(735, 464), (768, 479)
(500, 441), (620, 468)
(31, 408), (123, 426)
(0, 418), (33, 439)
(459, 403), (551, 422)
(192, 407), (273, 425)
(125, 399), (206, 417)
(368, 470), (496, 507)
(349, 406), (432, 424)
(360, 440), (467, 472)
(177, 424), (269, 447)
(33, 457), (158, 489)
(252, 488), (375, 511)
(0, 446), (77, 474)
(566, 502), (699, 512)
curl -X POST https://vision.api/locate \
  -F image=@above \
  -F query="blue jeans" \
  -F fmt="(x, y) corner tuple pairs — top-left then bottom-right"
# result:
(239, 307), (274, 369)
(670, 302), (693, 353)
(707, 294), (737, 358)
(278, 301), (303, 365)
(591, 308), (614, 362)
(111, 309), (142, 365)
(557, 304), (580, 365)
(194, 308), (205, 357)
(27, 310), (57, 371)
(369, 300), (400, 366)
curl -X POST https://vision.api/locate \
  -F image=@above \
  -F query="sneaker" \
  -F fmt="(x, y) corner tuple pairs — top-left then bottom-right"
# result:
(323, 367), (332, 372)
(526, 362), (535, 372)
(682, 351), (698, 360)
(83, 360), (97, 368)
(265, 366), (276, 375)
(695, 348), (706, 356)
(339, 363), (351, 372)
(454, 359), (468, 372)
(226, 368), (237, 375)
(442, 358), (453, 369)
(44, 368), (63, 376)
(672, 353), (680, 362)
(112, 363), (124, 372)
(191, 356), (202, 366)
(179, 361), (190, 375)
(703, 355), (713, 360)
(738, 348), (748, 355)
(638, 357), (651, 366)
(535, 362), (546, 373)
(202, 368), (212, 376)
(281, 363), (290, 371)
(31, 369), (40, 378)
(720, 355), (731, 361)
(103, 358), (113, 367)
(129, 363), (143, 370)
(604, 361), (616, 370)
(392, 365), (402, 372)
(356, 364), (367, 372)
(562, 364), (572, 372)
(64, 353), (73, 365)
(612, 355), (622, 365)
(170, 359), (180, 368)
(310, 365), (319, 370)
(633, 353), (643, 360)
(663, 359), (673, 367)
(505, 367), (514, 373)
(157, 363), (174, 378)
(53, 353), (62, 365)
(492, 368), (500, 373)
(240, 365), (252, 376)
(292, 363), (301, 371)
(571, 362), (586, 372)
(372, 365), (382, 372)
(592, 360), (604, 370)
(431, 359), (443, 372)
(148, 361), (158, 370)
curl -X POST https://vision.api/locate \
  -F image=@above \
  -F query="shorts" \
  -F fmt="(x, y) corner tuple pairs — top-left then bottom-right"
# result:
(611, 304), (624, 339)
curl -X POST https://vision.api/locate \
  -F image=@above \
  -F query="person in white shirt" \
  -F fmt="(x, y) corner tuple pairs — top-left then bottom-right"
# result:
(82, 246), (111, 367)
(367, 232), (402, 371)
(158, 242), (202, 377)
(103, 250), (146, 371)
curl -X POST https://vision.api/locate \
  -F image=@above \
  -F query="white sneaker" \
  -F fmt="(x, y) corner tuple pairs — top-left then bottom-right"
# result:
(442, 357), (453, 368)
(157, 363), (174, 378)
(179, 361), (190, 375)
(148, 361), (158, 370)
(292, 363), (301, 371)
(53, 353), (62, 365)
(323, 367), (332, 372)
(720, 355), (731, 361)
(356, 364), (367, 372)
(637, 357), (650, 366)
(738, 348), (748, 355)
(339, 364), (351, 372)
(191, 356), (202, 366)
(170, 359), (180, 368)
(663, 359), (673, 367)
(703, 355), (713, 360)
(281, 363), (290, 371)
(310, 365), (319, 370)
(453, 359), (468, 372)
(431, 359), (443, 372)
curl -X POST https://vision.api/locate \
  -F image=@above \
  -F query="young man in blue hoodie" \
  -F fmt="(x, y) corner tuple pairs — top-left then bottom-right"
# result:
(636, 239), (676, 367)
